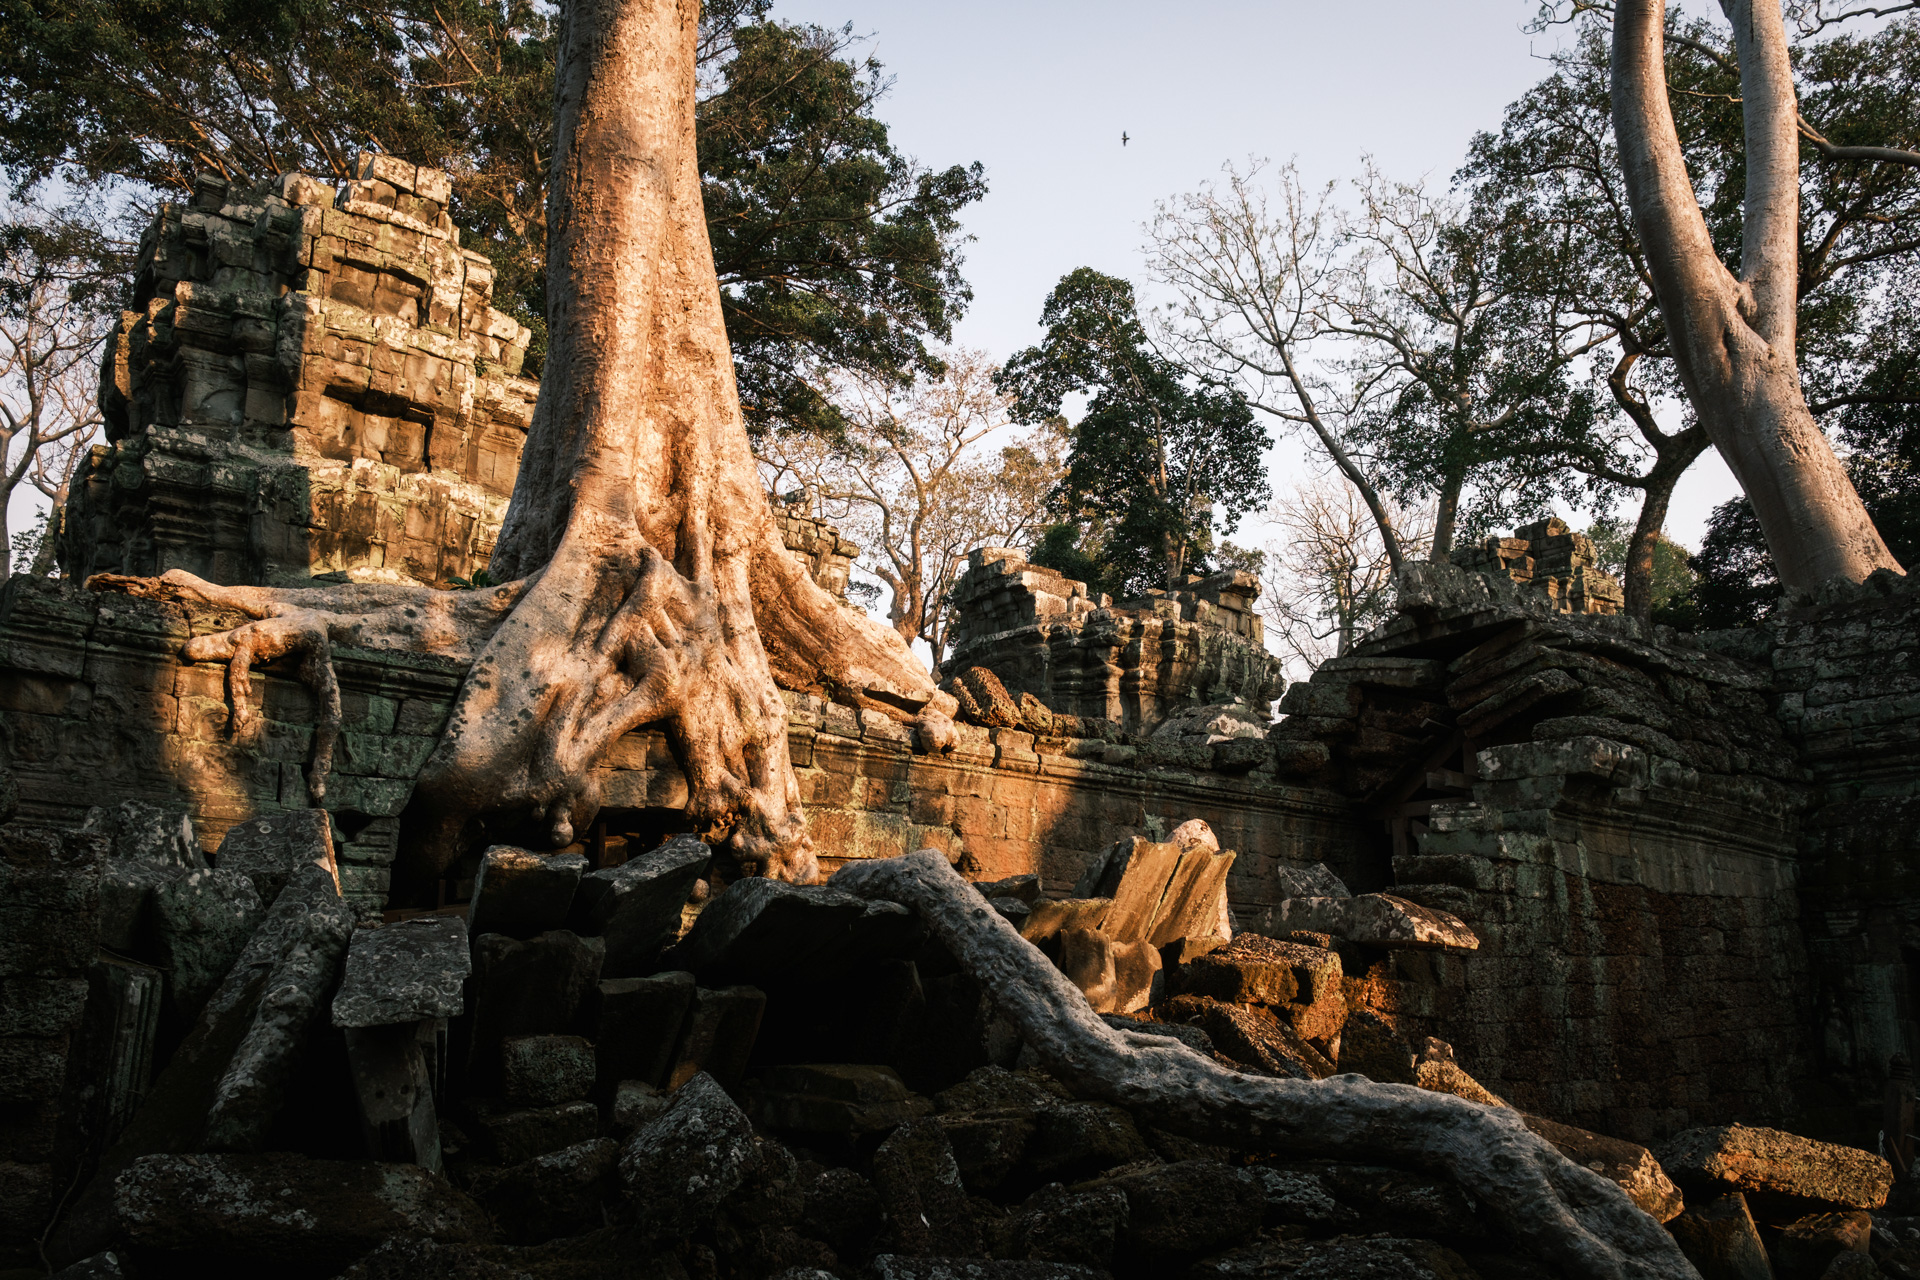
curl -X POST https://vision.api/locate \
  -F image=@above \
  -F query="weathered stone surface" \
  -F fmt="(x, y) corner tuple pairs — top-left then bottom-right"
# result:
(463, 930), (602, 1086)
(575, 836), (710, 977)
(799, 1164), (882, 1258)
(468, 847), (585, 939)
(50, 1253), (125, 1280)
(214, 809), (338, 902)
(1024, 1100), (1152, 1181)
(665, 984), (765, 1091)
(475, 1137), (619, 1245)
(595, 970), (695, 1092)
(1666, 1193), (1773, 1280)
(1056, 926), (1116, 1012)
(501, 1035), (595, 1107)
(1155, 994), (1333, 1079)
(1337, 1008), (1417, 1085)
(1658, 1124), (1892, 1209)
(867, 1259), (1110, 1280)
(1275, 892), (1478, 952)
(1019, 898), (1110, 945)
(1247, 1166), (1358, 1231)
(610, 1080), (668, 1133)
(1008, 1182), (1129, 1267)
(1172, 933), (1344, 1046)
(674, 876), (865, 980)
(1772, 1211), (1872, 1280)
(1107, 938), (1160, 1015)
(468, 1100), (598, 1166)
(1521, 1112), (1682, 1223)
(754, 1063), (928, 1133)
(1189, 1236), (1481, 1279)
(344, 1021), (440, 1168)
(977, 874), (1042, 905)
(112, 1151), (485, 1268)
(150, 867), (264, 1020)
(620, 1072), (759, 1239)
(1095, 1159), (1262, 1266)
(332, 915), (468, 1027)
(1273, 861), (1349, 899)
(872, 1117), (981, 1257)
(85, 801), (204, 868)
(1413, 1038), (1508, 1108)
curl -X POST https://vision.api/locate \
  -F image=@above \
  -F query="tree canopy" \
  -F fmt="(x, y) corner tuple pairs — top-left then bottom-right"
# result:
(0, 0), (985, 425)
(996, 267), (1269, 600)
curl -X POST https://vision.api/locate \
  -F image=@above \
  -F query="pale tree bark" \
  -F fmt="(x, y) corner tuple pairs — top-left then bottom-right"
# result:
(94, 0), (955, 888)
(832, 850), (1699, 1280)
(1612, 0), (1904, 588)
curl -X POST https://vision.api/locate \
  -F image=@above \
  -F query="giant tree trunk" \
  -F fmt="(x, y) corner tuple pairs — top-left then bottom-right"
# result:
(1611, 0), (1903, 589)
(93, 0), (954, 887)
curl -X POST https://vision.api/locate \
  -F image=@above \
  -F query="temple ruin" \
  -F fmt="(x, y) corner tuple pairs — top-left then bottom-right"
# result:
(6, 156), (1920, 1280)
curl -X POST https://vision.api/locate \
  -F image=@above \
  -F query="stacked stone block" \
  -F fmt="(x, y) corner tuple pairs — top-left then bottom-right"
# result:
(64, 152), (539, 589)
(1451, 516), (1625, 616)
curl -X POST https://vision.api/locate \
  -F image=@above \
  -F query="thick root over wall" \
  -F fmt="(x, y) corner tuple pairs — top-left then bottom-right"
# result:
(831, 850), (1702, 1280)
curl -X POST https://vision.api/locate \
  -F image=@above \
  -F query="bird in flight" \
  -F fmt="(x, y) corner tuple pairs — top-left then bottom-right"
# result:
(1121, 131), (1130, 146)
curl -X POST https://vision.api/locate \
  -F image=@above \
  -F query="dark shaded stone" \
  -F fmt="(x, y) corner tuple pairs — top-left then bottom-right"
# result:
(1336, 1007), (1418, 1084)
(1666, 1193), (1773, 1280)
(1188, 1236), (1481, 1279)
(977, 874), (1041, 905)
(674, 877), (865, 982)
(1096, 1159), (1261, 1269)
(1770, 1211), (1872, 1280)
(150, 866), (264, 1022)
(214, 809), (337, 904)
(664, 984), (764, 1091)
(575, 837), (710, 978)
(112, 1151), (485, 1270)
(798, 1163), (882, 1258)
(1026, 1101), (1152, 1181)
(935, 1110), (1036, 1193)
(474, 1137), (619, 1245)
(501, 1035), (595, 1107)
(467, 1100), (599, 1166)
(332, 915), (469, 1028)
(753, 1063), (929, 1133)
(50, 1252), (126, 1280)
(344, 1021), (441, 1168)
(620, 1072), (760, 1240)
(868, 1258), (1110, 1280)
(1153, 994), (1332, 1079)
(610, 1080), (668, 1133)
(1309, 1162), (1488, 1242)
(595, 970), (695, 1093)
(463, 930), (602, 1089)
(467, 848), (585, 940)
(872, 1117), (981, 1257)
(85, 800), (203, 868)
(1009, 1182), (1129, 1267)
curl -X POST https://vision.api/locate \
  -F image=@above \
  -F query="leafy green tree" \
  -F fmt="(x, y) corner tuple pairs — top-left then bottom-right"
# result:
(996, 268), (1270, 599)
(0, 0), (984, 417)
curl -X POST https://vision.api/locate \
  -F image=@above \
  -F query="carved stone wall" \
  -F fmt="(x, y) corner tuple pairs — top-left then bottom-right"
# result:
(1451, 516), (1625, 616)
(63, 154), (538, 589)
(944, 548), (1286, 734)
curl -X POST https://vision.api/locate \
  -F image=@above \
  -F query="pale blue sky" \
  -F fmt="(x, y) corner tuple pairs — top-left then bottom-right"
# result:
(768, 0), (1746, 549)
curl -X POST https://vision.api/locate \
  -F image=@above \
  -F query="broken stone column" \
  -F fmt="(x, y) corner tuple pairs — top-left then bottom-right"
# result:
(332, 915), (470, 1169)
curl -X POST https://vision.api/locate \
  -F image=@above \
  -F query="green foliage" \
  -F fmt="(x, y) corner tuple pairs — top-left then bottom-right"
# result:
(1027, 523), (1106, 595)
(0, 0), (983, 411)
(997, 268), (1269, 599)
(1585, 516), (1697, 616)
(1688, 498), (1781, 629)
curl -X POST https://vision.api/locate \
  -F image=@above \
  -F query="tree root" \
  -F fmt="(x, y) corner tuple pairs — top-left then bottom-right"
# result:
(830, 850), (1701, 1280)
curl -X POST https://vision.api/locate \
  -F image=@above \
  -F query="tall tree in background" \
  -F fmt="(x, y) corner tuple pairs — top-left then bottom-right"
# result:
(0, 205), (129, 582)
(996, 268), (1269, 599)
(757, 349), (1064, 664)
(1262, 478), (1433, 676)
(0, 0), (985, 422)
(1610, 0), (1905, 587)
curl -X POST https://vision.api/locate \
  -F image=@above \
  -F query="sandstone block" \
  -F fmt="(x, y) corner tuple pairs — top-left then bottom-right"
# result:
(85, 800), (204, 868)
(1658, 1123), (1892, 1209)
(873, 1117), (981, 1256)
(574, 836), (711, 977)
(596, 970), (695, 1092)
(464, 930), (602, 1087)
(754, 1063), (930, 1133)
(150, 867), (263, 1021)
(1273, 861), (1349, 898)
(1667, 1193), (1773, 1280)
(468, 1100), (598, 1166)
(1019, 897), (1110, 944)
(1520, 1112), (1682, 1222)
(501, 1035), (595, 1107)
(467, 847), (585, 938)
(1771, 1211), (1871, 1279)
(1337, 1008), (1416, 1085)
(620, 1072), (759, 1239)
(1173, 932), (1340, 1009)
(610, 1080), (668, 1132)
(1154, 994), (1332, 1080)
(1275, 892), (1478, 952)
(112, 1152), (484, 1269)
(664, 984), (765, 1091)
(332, 915), (468, 1027)
(674, 876), (865, 981)
(213, 808), (338, 902)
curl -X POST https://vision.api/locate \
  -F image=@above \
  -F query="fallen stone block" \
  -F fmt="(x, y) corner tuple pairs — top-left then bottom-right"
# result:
(1666, 1193), (1773, 1280)
(673, 876), (866, 981)
(1171, 933), (1344, 1045)
(467, 847), (586, 938)
(474, 1137), (620, 1245)
(1337, 1008), (1417, 1085)
(1413, 1037), (1508, 1108)
(873, 1117), (981, 1256)
(1248, 1166), (1359, 1231)
(1520, 1112), (1682, 1223)
(596, 970), (695, 1092)
(502, 1034), (595, 1106)
(332, 915), (469, 1029)
(1306, 1162), (1489, 1241)
(1024, 1100), (1153, 1182)
(753, 1063), (930, 1133)
(1146, 844), (1236, 950)
(1057, 926), (1116, 1012)
(1274, 893), (1478, 952)
(935, 1110), (1036, 1193)
(620, 1072), (760, 1240)
(1009, 1182), (1129, 1267)
(1658, 1123), (1893, 1209)
(1154, 994), (1332, 1079)
(977, 874), (1041, 905)
(1273, 861), (1349, 899)
(1019, 898), (1110, 945)
(574, 835), (710, 977)
(1187, 1236), (1477, 1279)
(665, 984), (765, 1091)
(1770, 1211), (1872, 1279)
(800, 1165), (883, 1259)
(610, 1079), (668, 1132)
(96, 860), (177, 953)
(1109, 938), (1161, 1015)
(150, 866), (264, 1021)
(1095, 1159), (1262, 1268)
(344, 1021), (441, 1169)
(214, 809), (338, 903)
(806, 897), (928, 976)
(80, 953), (163, 1149)
(463, 930), (602, 1088)
(467, 1100), (599, 1166)
(1073, 837), (1181, 943)
(112, 1151), (485, 1270)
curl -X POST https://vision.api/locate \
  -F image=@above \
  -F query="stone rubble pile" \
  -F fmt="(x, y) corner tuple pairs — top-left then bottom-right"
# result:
(0, 769), (1904, 1279)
